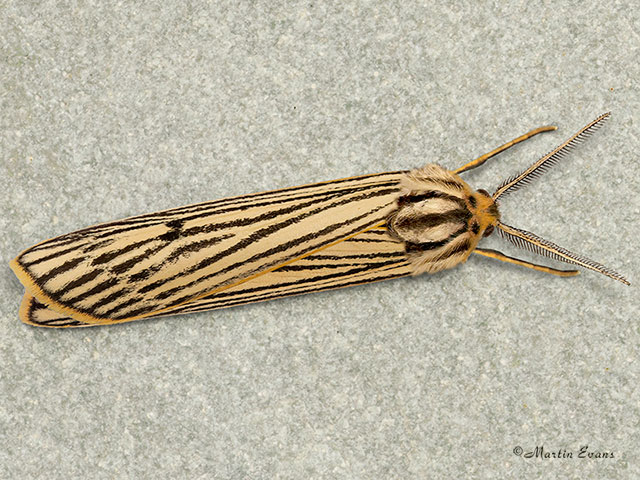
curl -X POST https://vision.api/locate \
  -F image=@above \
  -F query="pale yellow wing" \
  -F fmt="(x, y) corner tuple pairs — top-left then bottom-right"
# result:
(11, 172), (403, 325)
(21, 227), (412, 327)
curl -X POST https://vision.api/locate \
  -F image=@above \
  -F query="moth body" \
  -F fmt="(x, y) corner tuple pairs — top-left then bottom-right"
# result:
(10, 113), (629, 328)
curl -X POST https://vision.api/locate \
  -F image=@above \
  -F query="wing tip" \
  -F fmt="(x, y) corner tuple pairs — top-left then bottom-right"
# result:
(10, 254), (112, 326)
(18, 292), (37, 326)
(10, 252), (168, 326)
(19, 292), (98, 328)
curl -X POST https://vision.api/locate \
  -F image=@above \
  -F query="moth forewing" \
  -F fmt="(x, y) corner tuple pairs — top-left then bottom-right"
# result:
(11, 173), (405, 325)
(20, 227), (413, 327)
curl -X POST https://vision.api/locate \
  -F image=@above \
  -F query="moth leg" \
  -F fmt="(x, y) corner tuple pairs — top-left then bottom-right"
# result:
(454, 125), (557, 174)
(473, 248), (579, 277)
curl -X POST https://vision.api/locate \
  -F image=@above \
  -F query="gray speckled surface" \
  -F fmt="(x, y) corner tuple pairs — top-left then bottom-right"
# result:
(1, 2), (638, 478)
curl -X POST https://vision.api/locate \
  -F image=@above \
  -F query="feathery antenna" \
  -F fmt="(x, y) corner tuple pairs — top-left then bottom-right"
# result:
(492, 112), (610, 201)
(497, 222), (629, 285)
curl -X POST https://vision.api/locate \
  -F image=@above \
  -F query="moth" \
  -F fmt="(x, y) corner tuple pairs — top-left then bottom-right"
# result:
(10, 113), (629, 328)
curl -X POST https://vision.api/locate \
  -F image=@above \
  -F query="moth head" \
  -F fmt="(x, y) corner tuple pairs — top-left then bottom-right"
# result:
(485, 112), (628, 285)
(468, 188), (500, 239)
(390, 113), (628, 284)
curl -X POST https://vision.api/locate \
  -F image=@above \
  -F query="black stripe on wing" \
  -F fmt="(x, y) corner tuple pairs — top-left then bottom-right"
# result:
(22, 228), (411, 327)
(12, 173), (402, 323)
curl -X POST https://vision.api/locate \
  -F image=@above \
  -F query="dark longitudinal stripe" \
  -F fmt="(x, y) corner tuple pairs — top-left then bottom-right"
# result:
(25, 232), (85, 253)
(21, 235), (113, 267)
(405, 225), (468, 252)
(63, 277), (120, 304)
(88, 287), (132, 311)
(398, 191), (466, 207)
(82, 238), (117, 254)
(345, 237), (393, 243)
(277, 262), (370, 271)
(309, 251), (405, 261)
(92, 238), (157, 265)
(23, 242), (90, 267)
(167, 233), (235, 262)
(62, 269), (102, 292)
(395, 209), (471, 231)
(127, 233), (235, 283)
(111, 243), (169, 275)
(37, 317), (86, 326)
(35, 257), (84, 285)
(143, 204), (393, 318)
(438, 179), (465, 190)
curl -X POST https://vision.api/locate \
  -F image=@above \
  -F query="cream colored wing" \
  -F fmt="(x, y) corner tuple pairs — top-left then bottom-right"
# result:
(20, 227), (412, 327)
(11, 172), (402, 325)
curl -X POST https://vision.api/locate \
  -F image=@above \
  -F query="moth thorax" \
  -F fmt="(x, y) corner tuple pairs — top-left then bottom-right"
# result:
(388, 199), (471, 244)
(387, 164), (497, 274)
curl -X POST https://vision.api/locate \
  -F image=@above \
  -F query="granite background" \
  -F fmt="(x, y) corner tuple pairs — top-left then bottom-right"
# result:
(1, 2), (638, 478)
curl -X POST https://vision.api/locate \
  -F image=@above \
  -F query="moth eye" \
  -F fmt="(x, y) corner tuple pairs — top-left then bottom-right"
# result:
(477, 189), (490, 197)
(483, 225), (495, 237)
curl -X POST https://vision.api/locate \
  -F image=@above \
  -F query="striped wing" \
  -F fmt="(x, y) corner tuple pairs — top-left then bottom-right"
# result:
(20, 227), (412, 327)
(11, 173), (403, 324)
